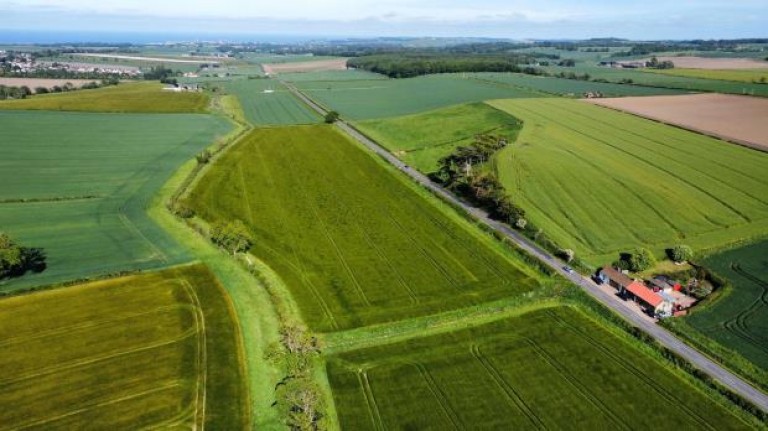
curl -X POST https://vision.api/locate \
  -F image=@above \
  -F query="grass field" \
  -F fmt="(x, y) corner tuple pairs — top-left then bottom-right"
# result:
(0, 82), (209, 113)
(295, 74), (543, 120)
(469, 72), (688, 97)
(356, 103), (522, 173)
(222, 79), (321, 125)
(187, 126), (542, 332)
(0, 110), (231, 292)
(648, 68), (768, 84)
(486, 98), (768, 264)
(541, 64), (768, 97)
(687, 240), (768, 370)
(0, 264), (248, 430)
(328, 305), (750, 430)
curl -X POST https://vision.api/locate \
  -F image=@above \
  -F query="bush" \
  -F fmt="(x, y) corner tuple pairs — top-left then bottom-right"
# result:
(196, 149), (212, 164)
(669, 244), (693, 263)
(324, 111), (340, 124)
(210, 220), (253, 255)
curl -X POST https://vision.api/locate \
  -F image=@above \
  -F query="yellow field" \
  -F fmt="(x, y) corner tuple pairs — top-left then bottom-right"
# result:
(0, 82), (209, 113)
(0, 264), (248, 430)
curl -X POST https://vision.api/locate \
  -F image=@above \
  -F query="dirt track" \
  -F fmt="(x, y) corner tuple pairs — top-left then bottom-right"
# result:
(647, 56), (768, 70)
(586, 94), (768, 152)
(262, 58), (348, 74)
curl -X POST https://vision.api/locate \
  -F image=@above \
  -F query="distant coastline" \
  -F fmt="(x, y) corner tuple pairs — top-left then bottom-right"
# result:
(0, 30), (329, 44)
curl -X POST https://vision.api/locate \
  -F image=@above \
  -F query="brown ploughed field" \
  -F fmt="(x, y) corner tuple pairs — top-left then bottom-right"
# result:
(586, 94), (768, 152)
(262, 58), (348, 74)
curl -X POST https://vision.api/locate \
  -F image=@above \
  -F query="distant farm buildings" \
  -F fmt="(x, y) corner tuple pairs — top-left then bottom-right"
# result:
(599, 61), (647, 69)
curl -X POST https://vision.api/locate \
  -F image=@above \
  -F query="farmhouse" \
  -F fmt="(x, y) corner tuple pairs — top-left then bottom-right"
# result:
(597, 266), (675, 318)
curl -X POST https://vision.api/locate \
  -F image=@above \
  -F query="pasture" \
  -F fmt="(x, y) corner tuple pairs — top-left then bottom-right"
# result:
(687, 240), (768, 370)
(294, 74), (542, 120)
(328, 306), (750, 430)
(0, 110), (231, 292)
(0, 264), (248, 430)
(222, 79), (320, 125)
(469, 72), (687, 97)
(487, 98), (768, 264)
(0, 82), (209, 113)
(356, 103), (522, 172)
(587, 94), (768, 152)
(187, 126), (541, 332)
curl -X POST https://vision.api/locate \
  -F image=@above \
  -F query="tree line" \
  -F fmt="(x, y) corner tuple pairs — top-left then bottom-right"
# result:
(348, 53), (538, 78)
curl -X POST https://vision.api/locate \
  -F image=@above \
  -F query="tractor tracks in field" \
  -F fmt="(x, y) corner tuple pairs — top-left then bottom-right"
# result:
(286, 82), (768, 413)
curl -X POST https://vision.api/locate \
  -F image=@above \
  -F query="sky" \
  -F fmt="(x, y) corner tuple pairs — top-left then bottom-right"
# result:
(1, 0), (766, 41)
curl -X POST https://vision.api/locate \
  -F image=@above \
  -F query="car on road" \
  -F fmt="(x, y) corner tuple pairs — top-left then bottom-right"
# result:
(563, 266), (574, 274)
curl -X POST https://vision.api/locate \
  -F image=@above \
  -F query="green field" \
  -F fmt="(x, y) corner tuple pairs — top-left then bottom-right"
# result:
(187, 126), (541, 332)
(281, 70), (388, 82)
(0, 110), (231, 292)
(486, 98), (768, 264)
(222, 79), (320, 125)
(328, 305), (750, 430)
(469, 72), (688, 97)
(295, 74), (543, 120)
(0, 82), (209, 113)
(647, 68), (768, 84)
(540, 64), (768, 97)
(0, 264), (248, 430)
(356, 103), (522, 172)
(687, 240), (768, 370)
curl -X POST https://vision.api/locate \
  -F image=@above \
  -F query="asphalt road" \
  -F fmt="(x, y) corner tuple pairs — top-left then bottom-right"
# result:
(285, 82), (768, 412)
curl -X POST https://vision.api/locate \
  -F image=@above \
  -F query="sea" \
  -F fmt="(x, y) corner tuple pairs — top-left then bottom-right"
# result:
(0, 30), (332, 45)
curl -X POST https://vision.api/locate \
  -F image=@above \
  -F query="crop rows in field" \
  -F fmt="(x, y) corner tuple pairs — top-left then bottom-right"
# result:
(187, 126), (540, 332)
(687, 240), (768, 370)
(280, 70), (388, 82)
(294, 75), (543, 120)
(648, 68), (768, 84)
(328, 306), (748, 430)
(468, 72), (687, 97)
(222, 79), (320, 125)
(486, 98), (768, 264)
(540, 64), (768, 97)
(356, 102), (522, 173)
(0, 264), (247, 430)
(0, 82), (209, 113)
(0, 110), (231, 292)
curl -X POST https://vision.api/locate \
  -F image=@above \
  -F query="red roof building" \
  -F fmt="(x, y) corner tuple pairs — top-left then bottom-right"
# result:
(625, 281), (663, 308)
